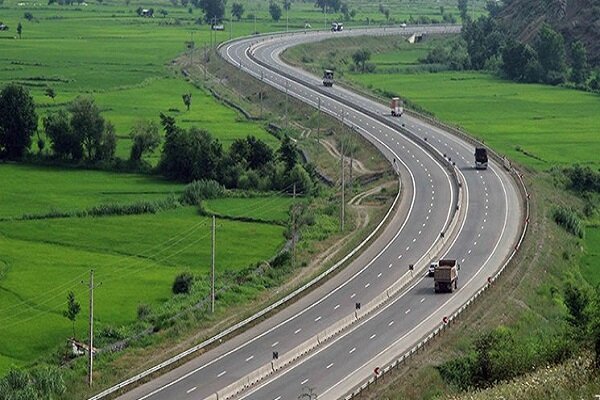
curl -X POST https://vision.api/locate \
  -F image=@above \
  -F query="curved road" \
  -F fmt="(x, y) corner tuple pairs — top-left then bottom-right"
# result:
(115, 26), (522, 400)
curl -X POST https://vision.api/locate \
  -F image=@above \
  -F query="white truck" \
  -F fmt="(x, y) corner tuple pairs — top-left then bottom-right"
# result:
(390, 97), (403, 117)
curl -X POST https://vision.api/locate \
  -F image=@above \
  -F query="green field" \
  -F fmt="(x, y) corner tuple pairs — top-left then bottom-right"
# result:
(581, 226), (600, 287)
(0, 164), (289, 371)
(0, 164), (182, 218)
(204, 196), (296, 223)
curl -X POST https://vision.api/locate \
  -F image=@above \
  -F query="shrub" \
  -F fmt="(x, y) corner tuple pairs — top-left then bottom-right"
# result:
(271, 251), (291, 268)
(137, 303), (151, 320)
(553, 206), (584, 238)
(180, 179), (225, 205)
(172, 272), (194, 295)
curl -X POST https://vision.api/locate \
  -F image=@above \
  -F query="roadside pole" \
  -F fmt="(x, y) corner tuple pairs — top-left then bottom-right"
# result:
(211, 215), (216, 313)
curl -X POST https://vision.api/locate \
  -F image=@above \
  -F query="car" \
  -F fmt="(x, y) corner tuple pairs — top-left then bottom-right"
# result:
(428, 262), (438, 277)
(400, 23), (407, 28)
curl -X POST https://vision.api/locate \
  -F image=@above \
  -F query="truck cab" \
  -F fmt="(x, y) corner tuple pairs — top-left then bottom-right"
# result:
(331, 22), (343, 32)
(475, 147), (488, 170)
(323, 69), (334, 87)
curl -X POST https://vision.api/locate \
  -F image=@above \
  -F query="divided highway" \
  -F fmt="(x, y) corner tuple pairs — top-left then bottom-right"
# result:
(112, 26), (523, 400)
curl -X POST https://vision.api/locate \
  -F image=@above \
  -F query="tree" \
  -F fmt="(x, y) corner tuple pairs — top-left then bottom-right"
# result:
(63, 291), (81, 338)
(158, 8), (168, 17)
(352, 48), (371, 73)
(182, 92), (192, 111)
(17, 22), (22, 38)
(129, 120), (161, 162)
(457, 0), (468, 21)
(231, 2), (244, 20)
(278, 135), (298, 171)
(0, 83), (37, 160)
(69, 96), (105, 160)
(98, 121), (116, 161)
(535, 23), (567, 84)
(24, 12), (34, 21)
(485, 0), (502, 17)
(570, 40), (589, 85)
(197, 0), (225, 23)
(43, 109), (82, 160)
(172, 272), (194, 294)
(501, 40), (537, 81)
(283, 0), (291, 11)
(564, 283), (590, 332)
(160, 122), (223, 182)
(269, 2), (282, 21)
(45, 87), (56, 101)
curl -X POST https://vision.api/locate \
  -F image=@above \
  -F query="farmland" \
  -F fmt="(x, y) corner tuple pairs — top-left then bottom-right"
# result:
(285, 35), (600, 171)
(0, 163), (288, 372)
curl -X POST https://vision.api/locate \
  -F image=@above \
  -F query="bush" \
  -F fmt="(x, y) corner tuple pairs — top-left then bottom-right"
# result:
(137, 303), (151, 320)
(553, 206), (584, 238)
(172, 272), (194, 295)
(180, 179), (225, 205)
(271, 250), (291, 268)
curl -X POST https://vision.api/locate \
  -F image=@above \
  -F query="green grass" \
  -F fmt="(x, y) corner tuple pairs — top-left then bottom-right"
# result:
(581, 226), (600, 287)
(204, 196), (296, 223)
(0, 207), (285, 369)
(0, 164), (183, 219)
(351, 70), (600, 169)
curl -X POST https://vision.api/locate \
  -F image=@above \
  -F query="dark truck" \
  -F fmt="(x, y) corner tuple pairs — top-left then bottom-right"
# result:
(323, 69), (334, 87)
(475, 147), (488, 170)
(434, 259), (459, 293)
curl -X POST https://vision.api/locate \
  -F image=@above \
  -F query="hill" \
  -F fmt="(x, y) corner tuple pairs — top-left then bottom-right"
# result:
(497, 0), (600, 65)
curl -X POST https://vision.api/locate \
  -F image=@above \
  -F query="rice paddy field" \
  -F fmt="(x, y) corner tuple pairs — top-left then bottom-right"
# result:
(0, 163), (289, 372)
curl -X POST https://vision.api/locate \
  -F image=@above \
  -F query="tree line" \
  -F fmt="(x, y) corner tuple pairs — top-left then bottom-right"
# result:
(419, 1), (599, 91)
(0, 83), (314, 195)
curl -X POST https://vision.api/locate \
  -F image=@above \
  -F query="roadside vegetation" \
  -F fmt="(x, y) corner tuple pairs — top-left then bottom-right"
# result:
(283, 2), (600, 398)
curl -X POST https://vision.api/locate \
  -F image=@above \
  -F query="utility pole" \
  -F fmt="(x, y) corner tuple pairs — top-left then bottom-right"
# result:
(286, 2), (289, 33)
(238, 61), (242, 103)
(260, 70), (264, 119)
(285, 80), (289, 129)
(340, 133), (345, 232)
(211, 215), (216, 313)
(82, 270), (100, 387)
(317, 97), (321, 144)
(203, 44), (208, 81)
(292, 183), (296, 268)
(230, 13), (233, 40)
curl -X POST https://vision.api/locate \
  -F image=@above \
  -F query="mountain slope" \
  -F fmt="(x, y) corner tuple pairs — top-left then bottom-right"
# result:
(497, 0), (600, 66)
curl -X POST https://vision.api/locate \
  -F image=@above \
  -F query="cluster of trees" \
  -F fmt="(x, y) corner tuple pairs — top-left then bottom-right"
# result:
(43, 96), (116, 162)
(158, 114), (314, 193)
(422, 10), (598, 90)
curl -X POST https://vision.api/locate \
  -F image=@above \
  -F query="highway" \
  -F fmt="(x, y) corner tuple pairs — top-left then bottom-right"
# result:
(113, 26), (523, 400)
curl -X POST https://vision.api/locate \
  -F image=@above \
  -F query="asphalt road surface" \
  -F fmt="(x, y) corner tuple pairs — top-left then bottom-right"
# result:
(115, 25), (522, 400)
